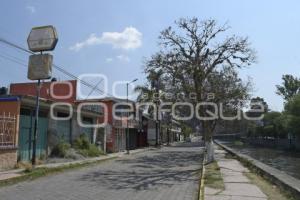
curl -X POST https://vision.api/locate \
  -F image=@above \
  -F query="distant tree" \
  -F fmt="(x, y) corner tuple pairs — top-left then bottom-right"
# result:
(263, 111), (281, 138)
(276, 74), (300, 101)
(247, 110), (289, 139)
(181, 123), (193, 139)
(0, 87), (8, 95)
(246, 97), (268, 119)
(263, 111), (281, 125)
(250, 97), (269, 111)
(284, 94), (300, 137)
(134, 69), (164, 117)
(273, 113), (289, 138)
(285, 94), (300, 116)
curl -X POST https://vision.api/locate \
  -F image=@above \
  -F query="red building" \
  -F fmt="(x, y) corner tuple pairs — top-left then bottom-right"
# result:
(9, 80), (147, 153)
(10, 80), (77, 104)
(88, 97), (147, 153)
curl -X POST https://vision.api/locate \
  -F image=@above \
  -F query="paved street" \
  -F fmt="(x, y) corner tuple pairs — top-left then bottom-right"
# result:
(0, 142), (203, 200)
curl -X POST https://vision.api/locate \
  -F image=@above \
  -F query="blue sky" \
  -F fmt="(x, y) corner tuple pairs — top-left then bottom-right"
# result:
(1, 0), (300, 111)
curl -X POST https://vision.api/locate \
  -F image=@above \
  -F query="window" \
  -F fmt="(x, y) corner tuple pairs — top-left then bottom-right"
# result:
(0, 113), (16, 148)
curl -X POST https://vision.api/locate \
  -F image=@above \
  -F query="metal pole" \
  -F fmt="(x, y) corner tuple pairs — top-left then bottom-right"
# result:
(32, 79), (41, 166)
(155, 100), (158, 146)
(167, 127), (170, 146)
(126, 83), (130, 154)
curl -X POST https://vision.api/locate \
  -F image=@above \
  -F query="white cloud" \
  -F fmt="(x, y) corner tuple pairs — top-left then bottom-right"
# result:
(117, 54), (130, 62)
(105, 55), (130, 63)
(69, 27), (142, 51)
(26, 6), (36, 14)
(105, 57), (113, 63)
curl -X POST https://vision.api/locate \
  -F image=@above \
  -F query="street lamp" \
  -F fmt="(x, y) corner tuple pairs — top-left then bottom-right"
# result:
(126, 78), (138, 154)
(152, 80), (160, 147)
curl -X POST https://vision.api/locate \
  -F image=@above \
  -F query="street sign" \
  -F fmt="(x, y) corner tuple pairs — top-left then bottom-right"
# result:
(27, 25), (58, 166)
(27, 25), (58, 52)
(28, 54), (53, 80)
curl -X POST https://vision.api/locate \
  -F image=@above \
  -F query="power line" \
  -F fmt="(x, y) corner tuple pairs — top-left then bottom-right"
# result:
(85, 79), (104, 100)
(0, 50), (106, 96)
(0, 49), (27, 63)
(0, 52), (105, 99)
(0, 37), (112, 97)
(0, 38), (32, 54)
(0, 53), (27, 67)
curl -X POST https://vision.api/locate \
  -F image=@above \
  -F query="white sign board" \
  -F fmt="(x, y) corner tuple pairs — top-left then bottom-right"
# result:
(27, 54), (53, 80)
(27, 25), (58, 52)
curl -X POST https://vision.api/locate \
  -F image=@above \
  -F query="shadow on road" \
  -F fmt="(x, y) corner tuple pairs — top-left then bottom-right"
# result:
(77, 142), (204, 191)
(79, 168), (200, 191)
(169, 141), (204, 148)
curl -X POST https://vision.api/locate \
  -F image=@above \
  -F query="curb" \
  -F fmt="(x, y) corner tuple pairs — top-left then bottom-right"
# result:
(215, 140), (300, 200)
(198, 150), (206, 200)
(198, 158), (205, 200)
(37, 154), (118, 169)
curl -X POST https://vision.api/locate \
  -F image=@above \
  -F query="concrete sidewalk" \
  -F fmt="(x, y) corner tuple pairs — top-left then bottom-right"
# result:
(205, 149), (267, 200)
(0, 147), (154, 181)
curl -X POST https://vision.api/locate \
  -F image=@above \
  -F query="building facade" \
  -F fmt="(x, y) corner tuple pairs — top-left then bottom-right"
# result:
(95, 98), (147, 153)
(0, 80), (105, 169)
(0, 97), (20, 170)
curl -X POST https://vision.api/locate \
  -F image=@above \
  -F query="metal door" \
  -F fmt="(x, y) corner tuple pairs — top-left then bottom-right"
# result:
(18, 113), (48, 161)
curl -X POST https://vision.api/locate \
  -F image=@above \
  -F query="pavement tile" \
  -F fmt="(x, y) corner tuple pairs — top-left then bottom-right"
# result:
(205, 147), (267, 200)
(220, 183), (267, 198)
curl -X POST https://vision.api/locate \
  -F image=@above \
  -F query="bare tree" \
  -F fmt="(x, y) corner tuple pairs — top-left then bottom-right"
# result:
(145, 18), (256, 162)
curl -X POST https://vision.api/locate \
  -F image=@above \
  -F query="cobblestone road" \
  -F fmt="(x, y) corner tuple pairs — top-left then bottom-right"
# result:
(0, 142), (203, 200)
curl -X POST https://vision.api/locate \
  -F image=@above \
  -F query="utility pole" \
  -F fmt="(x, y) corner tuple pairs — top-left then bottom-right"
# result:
(154, 79), (160, 147)
(32, 79), (41, 166)
(126, 78), (138, 154)
(126, 83), (129, 154)
(167, 127), (170, 146)
(155, 100), (159, 146)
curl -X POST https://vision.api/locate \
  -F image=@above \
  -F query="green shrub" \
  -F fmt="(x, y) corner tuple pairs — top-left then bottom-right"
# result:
(78, 144), (103, 157)
(73, 134), (103, 157)
(74, 134), (90, 149)
(51, 141), (71, 158)
(39, 153), (46, 160)
(263, 125), (274, 137)
(233, 140), (244, 146)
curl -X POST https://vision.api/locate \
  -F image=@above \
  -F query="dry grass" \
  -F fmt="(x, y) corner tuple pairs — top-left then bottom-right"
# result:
(244, 172), (296, 200)
(204, 161), (225, 191)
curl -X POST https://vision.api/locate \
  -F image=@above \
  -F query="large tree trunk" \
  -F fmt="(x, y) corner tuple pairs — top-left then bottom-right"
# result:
(203, 121), (215, 164)
(205, 139), (214, 163)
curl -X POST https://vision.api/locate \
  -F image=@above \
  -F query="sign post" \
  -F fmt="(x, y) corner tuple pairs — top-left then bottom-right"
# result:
(27, 25), (58, 166)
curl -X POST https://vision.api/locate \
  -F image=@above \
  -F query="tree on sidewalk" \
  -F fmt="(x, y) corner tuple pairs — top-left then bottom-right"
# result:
(144, 18), (256, 163)
(276, 74), (300, 101)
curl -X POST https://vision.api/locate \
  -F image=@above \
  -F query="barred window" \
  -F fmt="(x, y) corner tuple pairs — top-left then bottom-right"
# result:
(0, 113), (16, 148)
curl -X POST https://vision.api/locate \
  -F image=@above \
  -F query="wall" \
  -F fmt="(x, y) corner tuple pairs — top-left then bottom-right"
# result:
(47, 109), (71, 155)
(10, 80), (77, 104)
(243, 138), (300, 151)
(0, 97), (20, 169)
(0, 149), (17, 170)
(98, 100), (115, 152)
(48, 107), (98, 153)
(147, 120), (160, 145)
